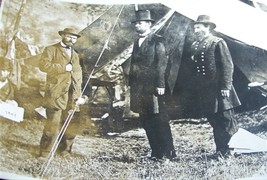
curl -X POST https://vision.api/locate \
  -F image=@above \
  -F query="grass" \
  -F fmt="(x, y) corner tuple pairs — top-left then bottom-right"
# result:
(1, 110), (267, 180)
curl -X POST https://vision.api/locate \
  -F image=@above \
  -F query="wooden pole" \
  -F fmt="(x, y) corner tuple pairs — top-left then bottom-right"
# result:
(135, 4), (138, 11)
(13, 0), (27, 31)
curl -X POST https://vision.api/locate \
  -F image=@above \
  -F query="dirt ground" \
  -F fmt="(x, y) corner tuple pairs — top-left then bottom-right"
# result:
(0, 107), (267, 179)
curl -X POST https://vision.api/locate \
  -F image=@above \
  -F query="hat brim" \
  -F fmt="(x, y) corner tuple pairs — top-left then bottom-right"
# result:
(58, 31), (81, 38)
(192, 22), (216, 30)
(131, 19), (155, 24)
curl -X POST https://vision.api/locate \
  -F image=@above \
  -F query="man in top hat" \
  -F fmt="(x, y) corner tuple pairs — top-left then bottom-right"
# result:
(129, 10), (176, 160)
(0, 56), (17, 104)
(38, 27), (86, 158)
(182, 15), (241, 159)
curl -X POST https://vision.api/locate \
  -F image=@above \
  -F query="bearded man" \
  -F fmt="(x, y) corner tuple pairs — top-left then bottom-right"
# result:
(186, 15), (241, 158)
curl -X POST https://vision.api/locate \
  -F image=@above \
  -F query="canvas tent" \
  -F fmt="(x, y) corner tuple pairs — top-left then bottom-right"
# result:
(4, 0), (267, 120)
(72, 0), (267, 119)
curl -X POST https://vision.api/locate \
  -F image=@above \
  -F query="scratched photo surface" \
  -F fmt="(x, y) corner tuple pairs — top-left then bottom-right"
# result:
(0, 0), (267, 179)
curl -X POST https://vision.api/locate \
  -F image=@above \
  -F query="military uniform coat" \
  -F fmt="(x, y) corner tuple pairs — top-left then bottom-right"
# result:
(186, 34), (241, 115)
(129, 33), (169, 113)
(39, 43), (82, 110)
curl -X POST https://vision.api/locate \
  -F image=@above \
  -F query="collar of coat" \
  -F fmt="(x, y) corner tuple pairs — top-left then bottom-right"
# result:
(136, 32), (154, 42)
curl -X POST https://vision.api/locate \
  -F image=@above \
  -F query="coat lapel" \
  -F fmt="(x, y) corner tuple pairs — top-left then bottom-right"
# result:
(56, 43), (70, 60)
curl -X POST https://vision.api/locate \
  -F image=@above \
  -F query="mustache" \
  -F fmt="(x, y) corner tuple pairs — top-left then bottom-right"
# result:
(65, 42), (74, 46)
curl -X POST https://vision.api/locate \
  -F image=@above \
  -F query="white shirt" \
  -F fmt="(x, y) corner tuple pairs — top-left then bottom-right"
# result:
(60, 42), (72, 58)
(138, 36), (147, 47)
(138, 31), (151, 47)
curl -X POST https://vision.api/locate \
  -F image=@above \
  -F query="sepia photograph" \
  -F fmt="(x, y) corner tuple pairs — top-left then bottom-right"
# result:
(0, 0), (267, 179)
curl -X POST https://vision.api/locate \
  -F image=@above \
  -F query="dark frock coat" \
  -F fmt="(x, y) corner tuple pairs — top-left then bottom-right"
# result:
(129, 33), (169, 114)
(129, 32), (175, 158)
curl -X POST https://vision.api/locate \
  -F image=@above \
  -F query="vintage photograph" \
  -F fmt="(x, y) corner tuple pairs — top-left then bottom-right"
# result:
(0, 0), (267, 179)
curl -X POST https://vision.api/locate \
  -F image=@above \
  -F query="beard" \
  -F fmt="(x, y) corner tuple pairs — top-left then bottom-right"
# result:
(64, 41), (74, 47)
(62, 38), (75, 48)
(195, 32), (205, 41)
(135, 28), (145, 34)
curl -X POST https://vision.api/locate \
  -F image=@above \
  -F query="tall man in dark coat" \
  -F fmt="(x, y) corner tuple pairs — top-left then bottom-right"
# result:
(129, 10), (176, 160)
(39, 28), (84, 158)
(184, 15), (241, 158)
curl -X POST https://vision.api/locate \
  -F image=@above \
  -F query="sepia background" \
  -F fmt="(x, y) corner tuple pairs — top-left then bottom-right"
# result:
(0, 0), (267, 179)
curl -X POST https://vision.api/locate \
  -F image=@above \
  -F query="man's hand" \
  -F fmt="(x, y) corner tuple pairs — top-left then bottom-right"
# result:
(221, 89), (230, 97)
(156, 87), (165, 95)
(248, 81), (264, 87)
(75, 95), (88, 105)
(66, 63), (73, 72)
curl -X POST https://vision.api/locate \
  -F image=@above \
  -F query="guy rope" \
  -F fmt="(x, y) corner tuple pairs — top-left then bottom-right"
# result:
(39, 5), (125, 178)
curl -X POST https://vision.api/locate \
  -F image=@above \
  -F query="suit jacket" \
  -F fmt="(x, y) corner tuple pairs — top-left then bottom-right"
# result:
(129, 33), (169, 113)
(39, 43), (82, 110)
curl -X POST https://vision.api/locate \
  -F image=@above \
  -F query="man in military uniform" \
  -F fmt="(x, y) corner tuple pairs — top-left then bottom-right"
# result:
(39, 28), (85, 158)
(129, 10), (176, 160)
(185, 15), (241, 158)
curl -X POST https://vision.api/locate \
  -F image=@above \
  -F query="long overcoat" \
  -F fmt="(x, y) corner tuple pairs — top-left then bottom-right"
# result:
(181, 34), (241, 116)
(129, 33), (169, 114)
(39, 43), (82, 110)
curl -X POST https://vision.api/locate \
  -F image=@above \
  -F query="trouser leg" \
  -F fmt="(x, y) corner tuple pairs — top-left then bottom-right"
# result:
(157, 112), (176, 158)
(158, 97), (176, 158)
(40, 109), (62, 156)
(207, 109), (238, 153)
(58, 111), (82, 153)
(140, 113), (163, 158)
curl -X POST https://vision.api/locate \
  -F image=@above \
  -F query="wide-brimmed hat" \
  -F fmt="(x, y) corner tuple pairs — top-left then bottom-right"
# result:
(192, 15), (216, 30)
(131, 10), (155, 23)
(58, 28), (81, 38)
(0, 57), (12, 71)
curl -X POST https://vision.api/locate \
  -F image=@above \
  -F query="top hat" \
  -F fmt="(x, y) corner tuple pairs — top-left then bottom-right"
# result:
(0, 57), (12, 71)
(58, 28), (81, 38)
(192, 15), (216, 30)
(131, 10), (155, 23)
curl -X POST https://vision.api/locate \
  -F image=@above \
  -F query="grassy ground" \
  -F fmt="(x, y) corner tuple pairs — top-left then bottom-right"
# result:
(0, 109), (267, 180)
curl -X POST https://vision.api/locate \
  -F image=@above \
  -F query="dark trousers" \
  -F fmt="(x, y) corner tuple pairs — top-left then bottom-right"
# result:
(140, 111), (175, 158)
(39, 108), (81, 156)
(207, 109), (238, 153)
